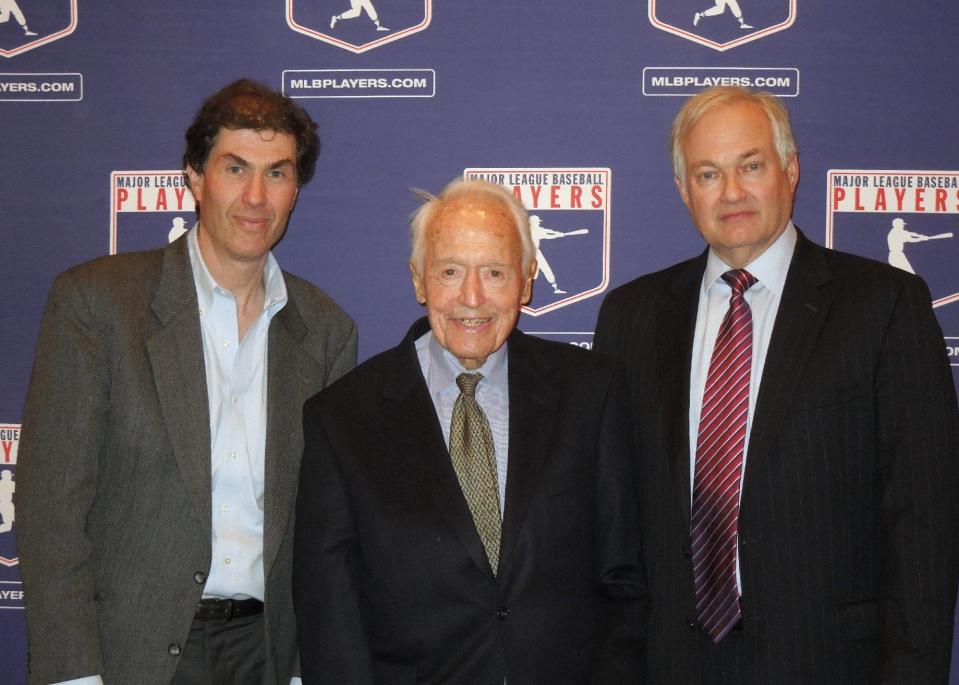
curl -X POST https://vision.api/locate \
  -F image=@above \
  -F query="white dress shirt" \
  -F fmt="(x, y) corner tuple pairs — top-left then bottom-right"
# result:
(688, 222), (797, 590)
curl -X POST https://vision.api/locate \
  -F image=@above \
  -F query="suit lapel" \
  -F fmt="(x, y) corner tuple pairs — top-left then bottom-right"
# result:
(146, 239), (212, 532)
(661, 254), (706, 531)
(745, 231), (833, 487)
(385, 320), (495, 577)
(498, 331), (560, 574)
(262, 296), (325, 575)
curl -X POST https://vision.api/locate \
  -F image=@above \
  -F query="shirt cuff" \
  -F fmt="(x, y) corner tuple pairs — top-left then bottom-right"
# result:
(291, 678), (302, 685)
(50, 677), (104, 685)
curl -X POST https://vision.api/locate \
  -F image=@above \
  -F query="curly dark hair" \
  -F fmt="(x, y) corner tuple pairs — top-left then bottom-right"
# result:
(182, 79), (320, 189)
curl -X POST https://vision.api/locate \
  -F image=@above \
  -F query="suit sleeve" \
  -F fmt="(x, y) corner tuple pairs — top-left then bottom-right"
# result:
(294, 398), (375, 685)
(17, 271), (108, 682)
(590, 369), (648, 684)
(875, 275), (959, 682)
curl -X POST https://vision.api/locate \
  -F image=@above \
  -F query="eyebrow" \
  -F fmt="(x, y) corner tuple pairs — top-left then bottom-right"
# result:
(220, 153), (294, 170)
(433, 259), (512, 267)
(690, 148), (763, 170)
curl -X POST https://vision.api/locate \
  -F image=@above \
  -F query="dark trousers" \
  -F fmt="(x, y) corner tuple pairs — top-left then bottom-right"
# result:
(171, 612), (268, 685)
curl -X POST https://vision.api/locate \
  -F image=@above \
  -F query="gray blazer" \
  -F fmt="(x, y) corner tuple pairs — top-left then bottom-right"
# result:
(16, 236), (357, 685)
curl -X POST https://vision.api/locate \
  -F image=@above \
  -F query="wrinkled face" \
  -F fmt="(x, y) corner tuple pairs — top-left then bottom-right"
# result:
(187, 127), (299, 271)
(677, 100), (798, 268)
(411, 197), (535, 370)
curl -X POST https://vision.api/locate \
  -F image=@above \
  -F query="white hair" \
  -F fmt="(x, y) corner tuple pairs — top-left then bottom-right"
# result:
(408, 178), (534, 273)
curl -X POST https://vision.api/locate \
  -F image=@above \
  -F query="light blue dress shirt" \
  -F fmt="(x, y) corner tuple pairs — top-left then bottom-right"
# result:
(187, 226), (288, 601)
(415, 331), (510, 512)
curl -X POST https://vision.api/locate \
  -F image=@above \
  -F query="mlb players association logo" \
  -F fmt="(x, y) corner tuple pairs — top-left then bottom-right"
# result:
(110, 170), (196, 255)
(0, 0), (77, 58)
(287, 0), (431, 54)
(648, 0), (795, 51)
(0, 424), (19, 568)
(464, 167), (611, 317)
(827, 169), (959, 309)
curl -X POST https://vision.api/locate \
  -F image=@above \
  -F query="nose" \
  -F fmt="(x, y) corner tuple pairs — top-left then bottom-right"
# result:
(460, 269), (484, 308)
(243, 173), (266, 207)
(721, 173), (746, 203)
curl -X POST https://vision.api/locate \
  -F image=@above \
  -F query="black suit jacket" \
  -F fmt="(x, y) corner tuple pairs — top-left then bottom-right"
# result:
(594, 230), (959, 684)
(293, 318), (645, 684)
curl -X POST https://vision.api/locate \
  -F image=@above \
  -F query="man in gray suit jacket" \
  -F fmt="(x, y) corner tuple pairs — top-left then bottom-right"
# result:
(16, 79), (357, 685)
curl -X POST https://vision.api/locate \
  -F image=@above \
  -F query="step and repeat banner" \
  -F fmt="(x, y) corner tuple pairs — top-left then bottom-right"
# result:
(2, 1), (958, 681)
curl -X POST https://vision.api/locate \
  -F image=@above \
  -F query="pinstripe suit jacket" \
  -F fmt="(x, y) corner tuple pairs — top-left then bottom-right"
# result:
(594, 230), (959, 684)
(16, 237), (357, 685)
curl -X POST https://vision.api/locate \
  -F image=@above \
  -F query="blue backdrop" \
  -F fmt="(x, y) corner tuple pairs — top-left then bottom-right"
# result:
(2, 1), (957, 681)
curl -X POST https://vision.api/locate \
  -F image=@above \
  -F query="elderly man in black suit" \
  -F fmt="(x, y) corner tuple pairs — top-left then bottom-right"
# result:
(293, 178), (645, 684)
(594, 86), (959, 683)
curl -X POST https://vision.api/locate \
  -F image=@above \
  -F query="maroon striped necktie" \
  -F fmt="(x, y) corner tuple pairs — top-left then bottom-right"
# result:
(691, 268), (757, 643)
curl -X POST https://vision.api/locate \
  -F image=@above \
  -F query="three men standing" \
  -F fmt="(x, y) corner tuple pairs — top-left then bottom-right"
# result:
(17, 78), (958, 685)
(595, 86), (959, 683)
(17, 80), (356, 684)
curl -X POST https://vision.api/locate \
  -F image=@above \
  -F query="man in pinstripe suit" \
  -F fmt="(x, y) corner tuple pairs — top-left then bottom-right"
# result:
(594, 86), (959, 683)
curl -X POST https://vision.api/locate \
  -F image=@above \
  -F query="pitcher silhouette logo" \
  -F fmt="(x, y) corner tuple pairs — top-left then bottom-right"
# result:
(110, 171), (196, 255)
(648, 0), (795, 51)
(827, 169), (959, 309)
(287, 0), (430, 53)
(464, 168), (611, 317)
(0, 0), (77, 58)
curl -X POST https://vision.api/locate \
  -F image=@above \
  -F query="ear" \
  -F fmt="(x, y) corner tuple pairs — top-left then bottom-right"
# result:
(410, 263), (427, 305)
(520, 259), (536, 305)
(186, 166), (203, 204)
(675, 175), (690, 208)
(785, 155), (799, 193)
(290, 186), (299, 213)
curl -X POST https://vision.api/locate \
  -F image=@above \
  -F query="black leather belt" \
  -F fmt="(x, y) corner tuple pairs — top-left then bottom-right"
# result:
(195, 598), (263, 621)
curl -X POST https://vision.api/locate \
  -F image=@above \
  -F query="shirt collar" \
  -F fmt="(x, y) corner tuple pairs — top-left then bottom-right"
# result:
(703, 220), (796, 297)
(425, 330), (508, 393)
(187, 223), (288, 316)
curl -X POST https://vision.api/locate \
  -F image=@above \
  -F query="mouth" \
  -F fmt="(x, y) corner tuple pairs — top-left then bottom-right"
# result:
(455, 316), (492, 328)
(720, 210), (755, 222)
(234, 215), (271, 229)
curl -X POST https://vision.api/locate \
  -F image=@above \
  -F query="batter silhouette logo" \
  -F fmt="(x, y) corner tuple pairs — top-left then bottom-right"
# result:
(464, 167), (611, 317)
(648, 0), (795, 51)
(0, 0), (76, 58)
(287, 0), (431, 53)
(110, 170), (196, 255)
(827, 169), (959, 310)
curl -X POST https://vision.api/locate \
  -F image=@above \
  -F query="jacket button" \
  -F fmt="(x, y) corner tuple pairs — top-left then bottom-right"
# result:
(168, 643), (181, 656)
(495, 608), (509, 621)
(687, 620), (696, 632)
(193, 571), (206, 584)
(682, 545), (691, 559)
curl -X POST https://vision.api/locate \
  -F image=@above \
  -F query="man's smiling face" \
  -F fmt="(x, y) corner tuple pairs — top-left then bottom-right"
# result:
(411, 195), (534, 369)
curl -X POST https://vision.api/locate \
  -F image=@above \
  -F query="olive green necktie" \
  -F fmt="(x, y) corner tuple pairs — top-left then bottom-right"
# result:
(449, 372), (502, 575)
